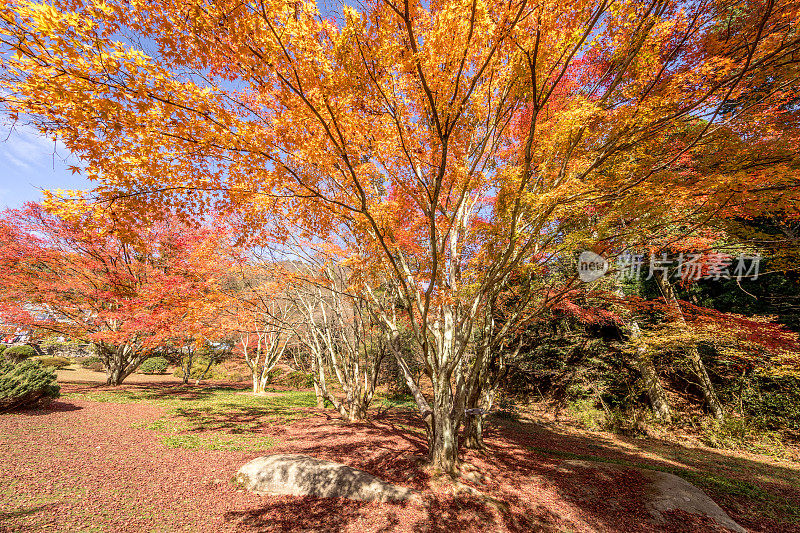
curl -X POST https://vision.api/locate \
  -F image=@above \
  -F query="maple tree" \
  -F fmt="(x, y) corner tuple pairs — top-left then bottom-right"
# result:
(222, 259), (296, 395)
(2, 0), (800, 473)
(0, 202), (227, 385)
(608, 216), (798, 421)
(282, 247), (387, 422)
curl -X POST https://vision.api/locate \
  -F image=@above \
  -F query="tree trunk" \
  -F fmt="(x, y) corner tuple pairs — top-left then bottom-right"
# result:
(258, 373), (269, 394)
(106, 365), (125, 386)
(463, 383), (485, 450)
(463, 414), (484, 450)
(616, 283), (672, 422)
(654, 272), (724, 421)
(629, 322), (672, 423)
(181, 348), (193, 385)
(252, 365), (274, 394)
(427, 377), (459, 476)
(686, 344), (725, 421)
(429, 408), (459, 476)
(103, 345), (134, 386)
(636, 349), (672, 423)
(350, 401), (368, 422)
(195, 354), (216, 385)
(311, 354), (325, 408)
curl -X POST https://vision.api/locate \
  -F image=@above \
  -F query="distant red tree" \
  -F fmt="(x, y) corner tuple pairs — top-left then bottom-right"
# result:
(0, 203), (228, 385)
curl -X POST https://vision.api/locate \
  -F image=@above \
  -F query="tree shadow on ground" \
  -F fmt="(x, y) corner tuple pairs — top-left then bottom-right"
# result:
(62, 382), (251, 402)
(493, 415), (800, 491)
(173, 403), (315, 433)
(16, 400), (83, 416)
(235, 407), (800, 531)
(59, 380), (795, 532)
(485, 415), (800, 532)
(223, 496), (381, 532)
(0, 502), (60, 522)
(219, 409), (608, 532)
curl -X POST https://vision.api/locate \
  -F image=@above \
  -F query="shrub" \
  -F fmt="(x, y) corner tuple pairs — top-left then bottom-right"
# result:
(81, 356), (105, 372)
(286, 370), (314, 390)
(701, 417), (787, 457)
(4, 345), (36, 363)
(172, 356), (233, 380)
(0, 360), (60, 412)
(138, 356), (169, 374)
(267, 367), (284, 384)
(492, 391), (520, 421)
(566, 398), (605, 431)
(36, 356), (71, 369)
(740, 376), (800, 432)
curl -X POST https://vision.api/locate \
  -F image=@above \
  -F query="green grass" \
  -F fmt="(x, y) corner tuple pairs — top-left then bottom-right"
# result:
(67, 386), (317, 453)
(66, 386), (316, 414)
(161, 433), (275, 451)
(376, 392), (417, 411)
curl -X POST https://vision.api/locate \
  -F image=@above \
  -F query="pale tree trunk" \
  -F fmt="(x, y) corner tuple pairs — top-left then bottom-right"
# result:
(615, 283), (672, 422)
(686, 343), (725, 421)
(100, 344), (142, 386)
(463, 385), (485, 450)
(310, 354), (325, 408)
(463, 370), (504, 450)
(462, 313), (519, 450)
(229, 274), (295, 395)
(380, 319), (465, 476)
(430, 377), (459, 474)
(654, 271), (724, 421)
(181, 346), (194, 385)
(636, 346), (672, 423)
(242, 329), (291, 395)
(367, 273), (503, 475)
(290, 270), (383, 422)
(194, 351), (218, 385)
(629, 321), (672, 423)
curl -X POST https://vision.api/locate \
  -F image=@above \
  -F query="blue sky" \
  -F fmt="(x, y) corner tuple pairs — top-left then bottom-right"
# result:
(0, 123), (91, 209)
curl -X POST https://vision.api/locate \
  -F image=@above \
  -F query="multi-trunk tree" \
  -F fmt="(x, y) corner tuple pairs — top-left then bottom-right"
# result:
(2, 0), (799, 473)
(284, 252), (386, 422)
(222, 261), (296, 395)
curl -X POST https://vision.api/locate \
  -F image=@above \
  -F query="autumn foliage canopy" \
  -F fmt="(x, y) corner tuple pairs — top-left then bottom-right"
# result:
(1, 0), (799, 470)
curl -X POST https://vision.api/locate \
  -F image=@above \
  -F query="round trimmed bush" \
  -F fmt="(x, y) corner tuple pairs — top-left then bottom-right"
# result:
(0, 360), (60, 412)
(4, 345), (36, 364)
(138, 356), (169, 374)
(80, 356), (105, 372)
(36, 356), (72, 369)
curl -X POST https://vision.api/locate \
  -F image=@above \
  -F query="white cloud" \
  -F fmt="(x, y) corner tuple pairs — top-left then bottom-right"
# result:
(0, 123), (74, 172)
(0, 121), (90, 208)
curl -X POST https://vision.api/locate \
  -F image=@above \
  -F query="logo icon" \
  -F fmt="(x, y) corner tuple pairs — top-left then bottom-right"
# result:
(578, 251), (608, 282)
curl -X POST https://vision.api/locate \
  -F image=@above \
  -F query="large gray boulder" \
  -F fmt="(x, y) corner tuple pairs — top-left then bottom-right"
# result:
(234, 454), (418, 502)
(641, 468), (746, 532)
(563, 460), (745, 532)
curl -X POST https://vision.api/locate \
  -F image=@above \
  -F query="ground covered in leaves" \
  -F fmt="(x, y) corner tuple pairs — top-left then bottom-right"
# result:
(1, 380), (799, 532)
